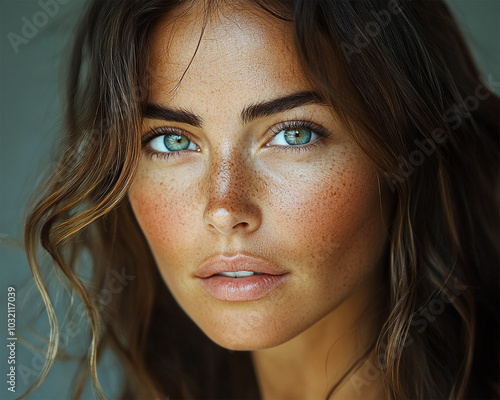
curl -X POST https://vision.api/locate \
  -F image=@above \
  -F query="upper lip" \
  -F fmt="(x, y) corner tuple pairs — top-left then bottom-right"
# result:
(195, 252), (288, 278)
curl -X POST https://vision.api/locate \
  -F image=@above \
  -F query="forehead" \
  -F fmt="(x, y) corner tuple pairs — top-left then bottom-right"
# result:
(147, 2), (311, 106)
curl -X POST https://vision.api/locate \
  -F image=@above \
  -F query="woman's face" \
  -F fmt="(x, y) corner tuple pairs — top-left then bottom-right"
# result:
(128, 3), (391, 350)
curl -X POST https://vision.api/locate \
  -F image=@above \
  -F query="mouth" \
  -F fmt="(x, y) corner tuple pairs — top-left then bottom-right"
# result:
(214, 271), (264, 278)
(195, 253), (290, 301)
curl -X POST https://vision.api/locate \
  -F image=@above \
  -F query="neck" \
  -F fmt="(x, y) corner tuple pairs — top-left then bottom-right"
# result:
(250, 273), (386, 400)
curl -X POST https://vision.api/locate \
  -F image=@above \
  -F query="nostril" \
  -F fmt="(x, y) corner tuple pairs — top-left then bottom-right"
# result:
(234, 221), (249, 229)
(208, 220), (249, 235)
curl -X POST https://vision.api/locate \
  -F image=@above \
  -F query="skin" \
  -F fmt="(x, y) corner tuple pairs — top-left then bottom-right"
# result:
(128, 2), (392, 398)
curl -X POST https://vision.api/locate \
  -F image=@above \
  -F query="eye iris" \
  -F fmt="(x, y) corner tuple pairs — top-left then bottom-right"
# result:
(164, 134), (190, 151)
(283, 128), (312, 145)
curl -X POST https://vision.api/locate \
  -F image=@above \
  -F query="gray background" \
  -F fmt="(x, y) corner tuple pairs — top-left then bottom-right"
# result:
(1, 0), (499, 399)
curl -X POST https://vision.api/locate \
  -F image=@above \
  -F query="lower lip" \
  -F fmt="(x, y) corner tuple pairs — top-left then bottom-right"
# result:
(197, 273), (290, 301)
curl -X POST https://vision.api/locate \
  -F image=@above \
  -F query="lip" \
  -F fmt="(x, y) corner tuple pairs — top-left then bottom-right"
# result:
(195, 253), (290, 301)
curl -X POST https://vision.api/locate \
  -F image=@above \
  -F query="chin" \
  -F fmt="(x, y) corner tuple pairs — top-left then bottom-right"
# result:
(195, 311), (304, 351)
(208, 331), (289, 351)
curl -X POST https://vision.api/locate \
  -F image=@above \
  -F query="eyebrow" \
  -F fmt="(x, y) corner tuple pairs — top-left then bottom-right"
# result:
(240, 91), (325, 124)
(143, 91), (325, 127)
(143, 104), (203, 128)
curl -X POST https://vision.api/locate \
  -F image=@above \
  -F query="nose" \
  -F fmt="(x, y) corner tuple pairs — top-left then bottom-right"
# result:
(202, 155), (262, 235)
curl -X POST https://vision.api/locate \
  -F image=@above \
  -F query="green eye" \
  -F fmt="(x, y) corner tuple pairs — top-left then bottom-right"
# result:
(150, 133), (196, 152)
(163, 134), (190, 151)
(282, 128), (312, 145)
(269, 127), (317, 146)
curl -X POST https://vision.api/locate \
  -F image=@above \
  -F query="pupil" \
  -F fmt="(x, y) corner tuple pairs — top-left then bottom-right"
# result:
(284, 128), (311, 145)
(165, 134), (189, 151)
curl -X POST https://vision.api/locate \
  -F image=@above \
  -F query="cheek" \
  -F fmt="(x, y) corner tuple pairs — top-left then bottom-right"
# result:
(266, 151), (386, 289)
(127, 163), (201, 274)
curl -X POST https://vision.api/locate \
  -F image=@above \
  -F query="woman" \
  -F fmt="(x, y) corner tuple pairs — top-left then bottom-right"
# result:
(23, 0), (499, 399)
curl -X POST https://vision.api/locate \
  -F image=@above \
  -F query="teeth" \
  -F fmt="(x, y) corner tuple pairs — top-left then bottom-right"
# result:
(219, 271), (255, 278)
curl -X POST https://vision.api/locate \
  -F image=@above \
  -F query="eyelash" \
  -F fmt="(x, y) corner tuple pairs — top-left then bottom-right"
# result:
(141, 120), (332, 161)
(142, 127), (194, 161)
(268, 120), (331, 154)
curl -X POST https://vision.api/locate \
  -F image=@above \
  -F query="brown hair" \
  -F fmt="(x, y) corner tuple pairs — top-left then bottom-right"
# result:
(23, 0), (499, 398)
